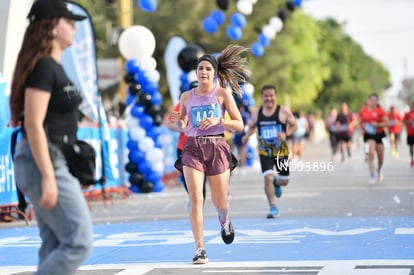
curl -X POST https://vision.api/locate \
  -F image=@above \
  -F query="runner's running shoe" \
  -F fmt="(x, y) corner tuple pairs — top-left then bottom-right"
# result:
(221, 220), (235, 244)
(266, 205), (279, 219)
(192, 247), (208, 264)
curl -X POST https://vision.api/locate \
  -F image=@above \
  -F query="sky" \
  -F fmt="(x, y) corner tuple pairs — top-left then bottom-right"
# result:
(302, 0), (414, 97)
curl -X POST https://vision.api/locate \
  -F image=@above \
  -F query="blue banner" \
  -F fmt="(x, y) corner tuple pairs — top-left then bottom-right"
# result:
(0, 127), (18, 205)
(0, 74), (10, 130)
(62, 2), (99, 122)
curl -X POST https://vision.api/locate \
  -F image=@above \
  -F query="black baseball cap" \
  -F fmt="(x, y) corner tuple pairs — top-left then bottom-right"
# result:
(28, 0), (87, 22)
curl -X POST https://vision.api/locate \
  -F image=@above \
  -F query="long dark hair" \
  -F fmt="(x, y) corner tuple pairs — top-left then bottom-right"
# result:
(197, 44), (251, 98)
(10, 18), (58, 125)
(216, 44), (251, 98)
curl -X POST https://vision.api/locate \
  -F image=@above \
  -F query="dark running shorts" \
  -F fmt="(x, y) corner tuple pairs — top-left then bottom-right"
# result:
(259, 155), (290, 178)
(363, 132), (386, 144)
(407, 135), (414, 145)
(181, 136), (232, 176)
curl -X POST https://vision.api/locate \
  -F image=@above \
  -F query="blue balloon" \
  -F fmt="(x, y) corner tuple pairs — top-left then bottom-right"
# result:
(153, 181), (164, 192)
(125, 93), (136, 106)
(294, 0), (302, 7)
(139, 114), (154, 130)
(227, 25), (242, 40)
(202, 17), (218, 34)
(147, 172), (161, 184)
(258, 33), (271, 48)
(147, 127), (162, 140)
(134, 69), (149, 85)
(154, 139), (163, 149)
(251, 42), (264, 57)
(231, 13), (246, 28)
(138, 0), (157, 12)
(150, 92), (162, 105)
(127, 140), (138, 151)
(180, 72), (189, 83)
(130, 103), (145, 118)
(142, 81), (159, 95)
(211, 9), (225, 25)
(137, 160), (151, 174)
(129, 185), (139, 193)
(129, 148), (145, 164)
(125, 59), (140, 74)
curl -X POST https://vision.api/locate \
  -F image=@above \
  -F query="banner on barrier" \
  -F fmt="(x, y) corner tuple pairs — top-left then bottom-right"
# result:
(0, 74), (10, 130)
(0, 127), (17, 205)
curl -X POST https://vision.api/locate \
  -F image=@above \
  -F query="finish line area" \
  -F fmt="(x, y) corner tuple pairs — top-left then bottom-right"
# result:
(0, 216), (413, 274)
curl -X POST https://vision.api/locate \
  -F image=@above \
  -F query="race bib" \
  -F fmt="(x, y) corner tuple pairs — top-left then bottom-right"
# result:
(260, 124), (282, 139)
(340, 124), (348, 131)
(389, 119), (395, 126)
(191, 104), (220, 127)
(364, 123), (376, 135)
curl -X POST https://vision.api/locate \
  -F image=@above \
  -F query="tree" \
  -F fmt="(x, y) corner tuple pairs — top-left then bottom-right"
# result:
(313, 18), (391, 113)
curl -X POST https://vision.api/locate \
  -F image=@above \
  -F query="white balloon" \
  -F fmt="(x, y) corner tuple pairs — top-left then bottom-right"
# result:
(236, 0), (253, 15)
(130, 126), (146, 141)
(262, 24), (277, 40)
(152, 161), (164, 174)
(243, 83), (254, 95)
(269, 16), (284, 33)
(187, 70), (197, 83)
(146, 148), (164, 163)
(126, 115), (139, 129)
(138, 137), (155, 152)
(247, 0), (257, 4)
(148, 69), (160, 83)
(118, 25), (156, 60)
(138, 56), (157, 71)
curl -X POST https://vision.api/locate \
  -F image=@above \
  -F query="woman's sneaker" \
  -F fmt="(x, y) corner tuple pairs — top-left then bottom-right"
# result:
(221, 220), (235, 244)
(192, 247), (208, 264)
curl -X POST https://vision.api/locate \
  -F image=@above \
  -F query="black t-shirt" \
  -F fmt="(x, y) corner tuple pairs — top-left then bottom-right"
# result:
(25, 57), (81, 144)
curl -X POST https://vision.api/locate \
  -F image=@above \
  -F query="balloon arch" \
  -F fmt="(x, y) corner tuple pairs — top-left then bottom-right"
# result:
(117, 0), (302, 193)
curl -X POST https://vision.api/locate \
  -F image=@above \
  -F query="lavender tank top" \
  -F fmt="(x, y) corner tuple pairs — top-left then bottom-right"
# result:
(186, 86), (225, 137)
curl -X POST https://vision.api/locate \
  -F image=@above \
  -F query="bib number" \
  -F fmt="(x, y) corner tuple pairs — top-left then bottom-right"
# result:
(260, 124), (282, 139)
(364, 123), (376, 135)
(191, 104), (220, 127)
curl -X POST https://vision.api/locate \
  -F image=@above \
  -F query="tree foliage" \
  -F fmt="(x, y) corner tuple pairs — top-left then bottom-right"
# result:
(313, 19), (391, 113)
(72, 0), (390, 114)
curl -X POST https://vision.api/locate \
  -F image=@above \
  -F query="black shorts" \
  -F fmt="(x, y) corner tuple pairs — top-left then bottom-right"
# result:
(390, 132), (401, 140)
(259, 155), (289, 178)
(337, 133), (352, 142)
(364, 132), (386, 144)
(407, 135), (414, 145)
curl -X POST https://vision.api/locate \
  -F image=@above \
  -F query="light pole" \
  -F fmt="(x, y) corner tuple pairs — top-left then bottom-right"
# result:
(117, 0), (133, 102)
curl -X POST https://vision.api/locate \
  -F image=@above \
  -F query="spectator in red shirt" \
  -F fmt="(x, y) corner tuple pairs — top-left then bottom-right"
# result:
(403, 100), (414, 167)
(358, 93), (389, 184)
(387, 106), (403, 159)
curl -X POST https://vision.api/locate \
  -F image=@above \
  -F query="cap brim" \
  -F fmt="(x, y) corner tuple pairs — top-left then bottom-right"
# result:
(70, 14), (87, 21)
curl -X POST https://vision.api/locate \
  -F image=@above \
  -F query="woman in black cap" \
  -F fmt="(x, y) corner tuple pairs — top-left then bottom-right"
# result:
(10, 0), (92, 274)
